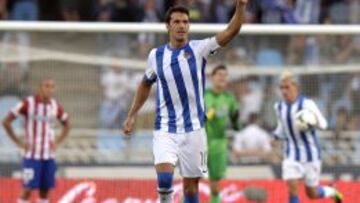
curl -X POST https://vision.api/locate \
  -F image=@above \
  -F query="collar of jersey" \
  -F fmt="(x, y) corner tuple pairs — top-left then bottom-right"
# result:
(166, 42), (189, 51)
(35, 95), (51, 104)
(285, 94), (304, 106)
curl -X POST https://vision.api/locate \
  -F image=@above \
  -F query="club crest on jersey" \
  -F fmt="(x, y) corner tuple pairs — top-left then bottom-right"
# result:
(183, 51), (191, 59)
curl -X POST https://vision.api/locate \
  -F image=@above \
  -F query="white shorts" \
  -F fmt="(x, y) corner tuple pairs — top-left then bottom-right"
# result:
(153, 128), (208, 178)
(282, 159), (322, 187)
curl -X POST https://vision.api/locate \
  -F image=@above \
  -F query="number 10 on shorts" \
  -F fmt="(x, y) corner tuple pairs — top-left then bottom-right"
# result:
(23, 168), (34, 184)
(200, 151), (208, 166)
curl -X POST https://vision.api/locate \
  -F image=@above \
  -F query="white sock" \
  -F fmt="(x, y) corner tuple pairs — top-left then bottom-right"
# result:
(322, 186), (337, 197)
(37, 199), (49, 203)
(17, 199), (29, 203)
(158, 188), (173, 203)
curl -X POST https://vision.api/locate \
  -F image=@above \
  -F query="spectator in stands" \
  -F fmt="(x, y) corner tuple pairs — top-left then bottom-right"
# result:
(1, 0), (37, 96)
(247, 0), (297, 24)
(95, 0), (115, 21)
(329, 107), (352, 164)
(112, 0), (143, 22)
(349, 0), (360, 24)
(178, 0), (207, 22)
(240, 78), (263, 121)
(139, 0), (161, 21)
(224, 47), (252, 65)
(293, 0), (321, 24)
(260, 84), (277, 129)
(137, 0), (160, 58)
(231, 113), (277, 164)
(60, 0), (80, 21)
(95, 0), (143, 22)
(209, 0), (236, 23)
(287, 35), (306, 64)
(97, 0), (143, 57)
(335, 36), (360, 64)
(237, 77), (263, 123)
(0, 0), (7, 19)
(10, 0), (38, 21)
(163, 0), (182, 14)
(99, 65), (132, 128)
(328, 0), (350, 24)
(349, 74), (360, 131)
(332, 107), (351, 132)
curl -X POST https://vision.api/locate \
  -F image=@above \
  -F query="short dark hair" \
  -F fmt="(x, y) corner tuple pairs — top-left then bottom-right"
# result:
(211, 65), (227, 76)
(165, 5), (189, 24)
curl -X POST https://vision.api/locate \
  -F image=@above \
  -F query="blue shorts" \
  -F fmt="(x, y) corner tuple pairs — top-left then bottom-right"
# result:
(22, 159), (56, 189)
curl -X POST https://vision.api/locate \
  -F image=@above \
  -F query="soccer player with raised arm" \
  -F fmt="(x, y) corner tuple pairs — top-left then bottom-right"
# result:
(205, 65), (239, 203)
(123, 1), (247, 202)
(273, 71), (343, 203)
(2, 78), (70, 203)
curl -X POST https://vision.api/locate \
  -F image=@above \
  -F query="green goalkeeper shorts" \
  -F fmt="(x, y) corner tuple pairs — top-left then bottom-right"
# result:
(207, 140), (228, 181)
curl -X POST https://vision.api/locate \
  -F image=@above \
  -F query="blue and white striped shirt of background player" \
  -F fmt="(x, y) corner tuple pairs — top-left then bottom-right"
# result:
(273, 95), (328, 163)
(143, 37), (220, 133)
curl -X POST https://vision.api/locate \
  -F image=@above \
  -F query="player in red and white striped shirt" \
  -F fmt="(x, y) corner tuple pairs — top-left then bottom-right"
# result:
(2, 78), (71, 203)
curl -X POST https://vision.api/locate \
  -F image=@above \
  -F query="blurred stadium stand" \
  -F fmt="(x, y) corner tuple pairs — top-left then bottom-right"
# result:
(0, 1), (358, 202)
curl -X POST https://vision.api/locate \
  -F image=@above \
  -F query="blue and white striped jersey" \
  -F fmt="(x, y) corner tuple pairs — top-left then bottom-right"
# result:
(143, 37), (220, 133)
(273, 95), (327, 162)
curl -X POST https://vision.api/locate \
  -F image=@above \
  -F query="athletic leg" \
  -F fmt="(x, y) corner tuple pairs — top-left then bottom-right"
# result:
(20, 159), (40, 202)
(155, 163), (175, 203)
(18, 188), (32, 203)
(210, 180), (221, 203)
(38, 189), (50, 203)
(179, 129), (208, 203)
(153, 131), (179, 203)
(208, 140), (227, 203)
(288, 180), (300, 203)
(183, 178), (200, 203)
(304, 161), (343, 202)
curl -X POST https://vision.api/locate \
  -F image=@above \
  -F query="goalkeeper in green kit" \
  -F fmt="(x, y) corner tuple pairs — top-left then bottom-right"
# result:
(205, 65), (239, 203)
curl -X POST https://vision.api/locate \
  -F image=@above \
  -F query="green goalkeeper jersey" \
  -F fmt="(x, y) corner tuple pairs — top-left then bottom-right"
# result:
(205, 89), (239, 180)
(204, 89), (239, 141)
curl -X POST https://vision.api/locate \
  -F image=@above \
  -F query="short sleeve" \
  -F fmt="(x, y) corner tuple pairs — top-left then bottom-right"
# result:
(272, 103), (285, 139)
(143, 49), (157, 86)
(194, 37), (221, 58)
(57, 104), (69, 124)
(305, 99), (328, 130)
(10, 99), (28, 117)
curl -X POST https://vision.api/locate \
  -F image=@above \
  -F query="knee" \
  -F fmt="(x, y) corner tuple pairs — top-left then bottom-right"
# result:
(21, 189), (32, 199)
(183, 179), (199, 196)
(288, 185), (298, 196)
(157, 172), (173, 191)
(210, 182), (220, 195)
(305, 188), (318, 199)
(289, 189), (298, 197)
